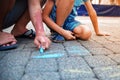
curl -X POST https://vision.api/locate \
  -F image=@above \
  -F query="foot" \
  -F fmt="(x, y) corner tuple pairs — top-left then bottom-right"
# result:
(51, 32), (65, 43)
(0, 32), (17, 47)
(11, 26), (35, 39)
(11, 26), (28, 37)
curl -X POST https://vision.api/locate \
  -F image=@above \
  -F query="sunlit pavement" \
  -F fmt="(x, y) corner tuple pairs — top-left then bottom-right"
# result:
(0, 16), (120, 80)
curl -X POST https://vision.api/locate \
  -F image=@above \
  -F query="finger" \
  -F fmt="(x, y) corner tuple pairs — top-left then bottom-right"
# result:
(71, 33), (76, 39)
(41, 41), (46, 49)
(45, 39), (51, 49)
(34, 39), (41, 49)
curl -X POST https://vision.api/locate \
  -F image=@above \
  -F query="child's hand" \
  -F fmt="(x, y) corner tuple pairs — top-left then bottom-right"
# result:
(63, 30), (76, 40)
(96, 31), (110, 36)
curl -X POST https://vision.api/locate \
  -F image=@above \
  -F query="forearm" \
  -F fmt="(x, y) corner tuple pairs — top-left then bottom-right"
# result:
(89, 10), (100, 34)
(28, 0), (45, 36)
(42, 0), (66, 36)
(43, 15), (65, 35)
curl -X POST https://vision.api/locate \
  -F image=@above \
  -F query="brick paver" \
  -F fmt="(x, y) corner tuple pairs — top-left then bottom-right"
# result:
(0, 16), (120, 80)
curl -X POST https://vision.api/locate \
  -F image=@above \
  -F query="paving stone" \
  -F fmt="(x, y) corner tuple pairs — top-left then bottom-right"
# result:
(62, 78), (98, 80)
(104, 43), (120, 54)
(108, 54), (120, 64)
(58, 57), (95, 79)
(17, 38), (33, 44)
(0, 51), (8, 60)
(2, 16), (120, 80)
(22, 72), (60, 80)
(31, 50), (67, 58)
(25, 58), (57, 73)
(84, 55), (117, 68)
(79, 40), (103, 48)
(65, 45), (91, 56)
(48, 43), (65, 51)
(63, 40), (81, 47)
(60, 65), (95, 79)
(94, 65), (120, 80)
(114, 42), (120, 45)
(91, 35), (113, 45)
(0, 51), (31, 67)
(105, 36), (120, 42)
(0, 66), (24, 80)
(88, 48), (113, 55)
(24, 42), (36, 48)
(10, 48), (33, 52)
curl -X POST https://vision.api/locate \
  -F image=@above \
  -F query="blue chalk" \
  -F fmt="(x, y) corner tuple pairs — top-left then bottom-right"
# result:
(39, 47), (44, 53)
(32, 53), (64, 59)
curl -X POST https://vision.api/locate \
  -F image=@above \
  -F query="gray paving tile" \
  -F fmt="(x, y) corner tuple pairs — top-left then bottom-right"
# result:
(60, 65), (95, 79)
(88, 48), (113, 55)
(0, 66), (24, 80)
(31, 50), (67, 58)
(65, 45), (91, 56)
(58, 57), (95, 79)
(0, 51), (8, 60)
(25, 58), (57, 73)
(0, 51), (31, 75)
(49, 43), (64, 50)
(0, 51), (31, 67)
(79, 40), (103, 48)
(104, 43), (120, 54)
(94, 66), (120, 80)
(62, 78), (98, 80)
(24, 42), (36, 48)
(22, 72), (60, 80)
(108, 54), (120, 64)
(63, 40), (81, 47)
(84, 55), (117, 68)
(91, 35), (113, 45)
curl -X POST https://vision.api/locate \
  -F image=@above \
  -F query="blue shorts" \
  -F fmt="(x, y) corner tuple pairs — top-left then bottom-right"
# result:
(3, 0), (27, 29)
(50, 5), (81, 31)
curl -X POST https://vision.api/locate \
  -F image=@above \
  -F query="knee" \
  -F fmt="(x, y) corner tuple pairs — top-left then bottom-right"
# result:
(81, 29), (92, 40)
(74, 26), (92, 40)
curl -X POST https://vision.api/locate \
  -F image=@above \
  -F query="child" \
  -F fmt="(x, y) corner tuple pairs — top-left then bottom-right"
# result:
(42, 0), (110, 42)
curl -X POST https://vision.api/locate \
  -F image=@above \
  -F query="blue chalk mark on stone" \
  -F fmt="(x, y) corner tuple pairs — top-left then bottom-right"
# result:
(32, 53), (64, 59)
(39, 47), (44, 54)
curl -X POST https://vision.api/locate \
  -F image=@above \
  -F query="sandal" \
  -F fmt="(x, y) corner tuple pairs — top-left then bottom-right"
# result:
(51, 33), (65, 43)
(0, 44), (18, 51)
(16, 29), (36, 39)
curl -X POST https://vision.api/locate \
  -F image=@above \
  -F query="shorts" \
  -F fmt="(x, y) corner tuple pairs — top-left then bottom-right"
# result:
(50, 5), (81, 31)
(3, 0), (27, 29)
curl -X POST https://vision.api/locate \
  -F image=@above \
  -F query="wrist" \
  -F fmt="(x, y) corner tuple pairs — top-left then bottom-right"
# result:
(36, 31), (45, 36)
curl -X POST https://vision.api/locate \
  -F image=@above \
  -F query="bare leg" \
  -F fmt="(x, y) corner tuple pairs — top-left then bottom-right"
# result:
(0, 0), (15, 31)
(11, 0), (46, 37)
(73, 25), (92, 40)
(55, 0), (91, 40)
(56, 0), (74, 26)
(0, 0), (17, 46)
(11, 10), (30, 36)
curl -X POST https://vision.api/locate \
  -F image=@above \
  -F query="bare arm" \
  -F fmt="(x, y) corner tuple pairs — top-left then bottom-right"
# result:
(28, 0), (51, 49)
(42, 0), (66, 35)
(84, 1), (110, 36)
(28, 0), (44, 36)
(42, 0), (75, 40)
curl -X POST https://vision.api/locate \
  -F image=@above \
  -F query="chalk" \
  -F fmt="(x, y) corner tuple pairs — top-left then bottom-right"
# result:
(39, 47), (44, 54)
(32, 53), (64, 59)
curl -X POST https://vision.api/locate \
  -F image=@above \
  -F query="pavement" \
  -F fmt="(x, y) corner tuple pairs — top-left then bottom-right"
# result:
(0, 16), (120, 80)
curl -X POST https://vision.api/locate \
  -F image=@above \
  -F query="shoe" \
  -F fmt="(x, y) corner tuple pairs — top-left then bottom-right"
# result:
(0, 44), (18, 51)
(51, 33), (65, 43)
(16, 29), (35, 39)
